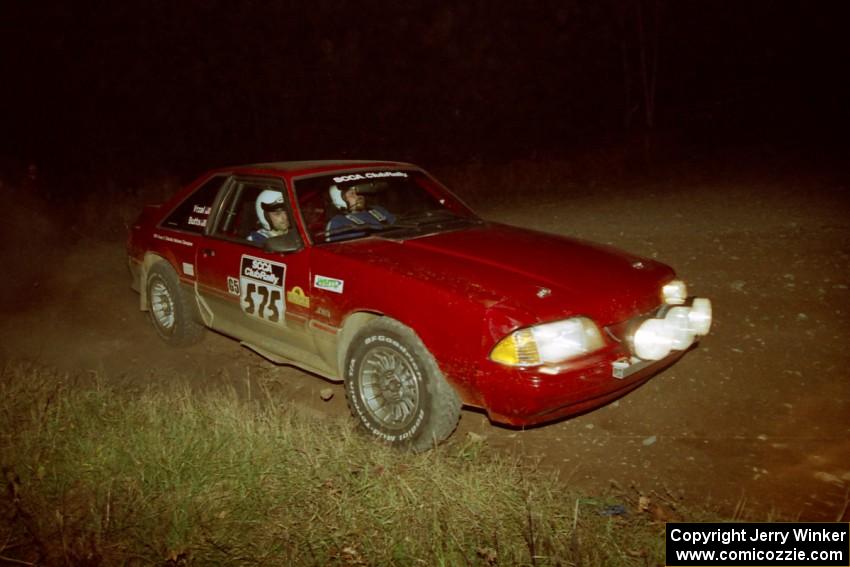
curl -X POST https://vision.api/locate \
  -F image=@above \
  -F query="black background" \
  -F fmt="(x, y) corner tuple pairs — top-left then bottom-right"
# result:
(2, 1), (848, 192)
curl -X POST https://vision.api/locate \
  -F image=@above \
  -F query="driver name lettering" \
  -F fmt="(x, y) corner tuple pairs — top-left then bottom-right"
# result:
(188, 204), (212, 228)
(153, 233), (193, 247)
(332, 171), (408, 183)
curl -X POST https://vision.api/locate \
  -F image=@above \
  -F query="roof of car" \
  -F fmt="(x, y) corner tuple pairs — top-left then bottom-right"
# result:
(237, 160), (414, 174)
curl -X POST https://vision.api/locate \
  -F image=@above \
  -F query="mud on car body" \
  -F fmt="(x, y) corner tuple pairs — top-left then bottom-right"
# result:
(127, 160), (713, 451)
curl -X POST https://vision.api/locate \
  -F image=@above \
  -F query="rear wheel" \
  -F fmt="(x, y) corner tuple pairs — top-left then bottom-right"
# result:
(344, 318), (461, 452)
(146, 261), (205, 346)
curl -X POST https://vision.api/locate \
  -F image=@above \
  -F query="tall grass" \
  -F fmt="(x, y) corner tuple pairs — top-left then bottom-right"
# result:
(1, 362), (682, 565)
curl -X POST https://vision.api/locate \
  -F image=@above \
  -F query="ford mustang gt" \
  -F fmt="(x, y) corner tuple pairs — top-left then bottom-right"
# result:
(127, 160), (712, 451)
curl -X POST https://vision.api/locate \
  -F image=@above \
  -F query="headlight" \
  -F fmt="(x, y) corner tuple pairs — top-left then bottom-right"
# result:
(490, 317), (605, 367)
(662, 280), (688, 305)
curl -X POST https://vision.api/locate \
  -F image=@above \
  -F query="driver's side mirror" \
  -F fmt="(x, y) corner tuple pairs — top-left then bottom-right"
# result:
(263, 232), (302, 254)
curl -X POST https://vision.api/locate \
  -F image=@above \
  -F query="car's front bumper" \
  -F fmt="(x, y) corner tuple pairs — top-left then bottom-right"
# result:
(476, 296), (711, 426)
(476, 345), (687, 427)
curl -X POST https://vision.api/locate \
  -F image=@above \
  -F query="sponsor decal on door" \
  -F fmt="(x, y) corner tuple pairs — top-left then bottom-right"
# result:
(314, 275), (344, 294)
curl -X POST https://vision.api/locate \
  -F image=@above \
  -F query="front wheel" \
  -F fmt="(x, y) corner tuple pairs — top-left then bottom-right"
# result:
(344, 319), (461, 452)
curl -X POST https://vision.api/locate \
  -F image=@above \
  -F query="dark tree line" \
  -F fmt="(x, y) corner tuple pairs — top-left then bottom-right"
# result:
(1, 1), (844, 186)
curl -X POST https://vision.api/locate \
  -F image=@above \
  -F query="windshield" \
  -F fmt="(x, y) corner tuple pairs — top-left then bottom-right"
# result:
(293, 168), (480, 244)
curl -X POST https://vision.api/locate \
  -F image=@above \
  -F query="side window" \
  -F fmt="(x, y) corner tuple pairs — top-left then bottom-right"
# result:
(212, 179), (300, 249)
(161, 176), (228, 233)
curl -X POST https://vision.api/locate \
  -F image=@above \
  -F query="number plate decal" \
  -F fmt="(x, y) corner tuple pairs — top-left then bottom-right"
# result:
(227, 277), (240, 296)
(239, 255), (286, 324)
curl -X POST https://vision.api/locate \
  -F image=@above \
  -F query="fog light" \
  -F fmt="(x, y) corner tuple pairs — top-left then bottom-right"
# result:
(662, 280), (688, 305)
(633, 319), (673, 361)
(664, 306), (696, 350)
(689, 298), (713, 335)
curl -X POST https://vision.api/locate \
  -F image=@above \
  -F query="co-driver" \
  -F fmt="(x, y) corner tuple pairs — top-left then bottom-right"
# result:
(325, 185), (395, 241)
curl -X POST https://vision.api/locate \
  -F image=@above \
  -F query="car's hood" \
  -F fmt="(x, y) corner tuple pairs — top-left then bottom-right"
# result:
(341, 223), (674, 326)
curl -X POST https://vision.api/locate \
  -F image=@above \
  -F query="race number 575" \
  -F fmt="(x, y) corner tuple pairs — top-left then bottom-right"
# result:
(242, 282), (282, 323)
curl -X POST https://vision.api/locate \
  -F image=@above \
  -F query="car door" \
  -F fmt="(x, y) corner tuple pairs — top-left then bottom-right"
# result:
(194, 176), (316, 360)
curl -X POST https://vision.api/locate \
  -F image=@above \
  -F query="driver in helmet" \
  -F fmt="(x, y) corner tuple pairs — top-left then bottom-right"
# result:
(248, 189), (292, 243)
(325, 184), (395, 242)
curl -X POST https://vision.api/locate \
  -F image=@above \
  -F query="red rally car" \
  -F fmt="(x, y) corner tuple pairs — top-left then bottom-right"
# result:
(127, 160), (712, 451)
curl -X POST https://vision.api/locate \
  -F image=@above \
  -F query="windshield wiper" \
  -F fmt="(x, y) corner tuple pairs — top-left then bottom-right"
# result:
(324, 219), (419, 241)
(398, 209), (480, 227)
(324, 211), (480, 242)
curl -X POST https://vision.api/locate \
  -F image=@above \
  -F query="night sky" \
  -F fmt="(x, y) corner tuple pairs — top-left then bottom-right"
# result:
(2, 1), (848, 188)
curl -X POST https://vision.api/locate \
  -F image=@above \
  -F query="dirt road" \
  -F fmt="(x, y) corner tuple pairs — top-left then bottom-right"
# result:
(3, 172), (848, 521)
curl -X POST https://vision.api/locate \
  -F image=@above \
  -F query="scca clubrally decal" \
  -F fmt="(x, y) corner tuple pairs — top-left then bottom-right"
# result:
(239, 255), (286, 324)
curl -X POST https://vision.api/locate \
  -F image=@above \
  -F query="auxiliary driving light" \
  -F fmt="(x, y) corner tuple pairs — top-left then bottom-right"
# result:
(662, 280), (688, 305)
(688, 297), (713, 335)
(633, 319), (673, 360)
(664, 306), (696, 350)
(632, 297), (713, 361)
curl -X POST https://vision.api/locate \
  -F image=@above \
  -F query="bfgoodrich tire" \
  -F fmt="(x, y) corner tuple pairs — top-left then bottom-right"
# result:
(146, 261), (205, 346)
(344, 318), (462, 452)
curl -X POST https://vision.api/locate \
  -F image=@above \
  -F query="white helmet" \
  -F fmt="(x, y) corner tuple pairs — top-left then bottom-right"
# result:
(329, 185), (347, 210)
(255, 189), (287, 230)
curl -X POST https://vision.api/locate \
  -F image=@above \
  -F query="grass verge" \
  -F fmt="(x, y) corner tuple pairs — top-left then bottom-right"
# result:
(1, 361), (696, 565)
